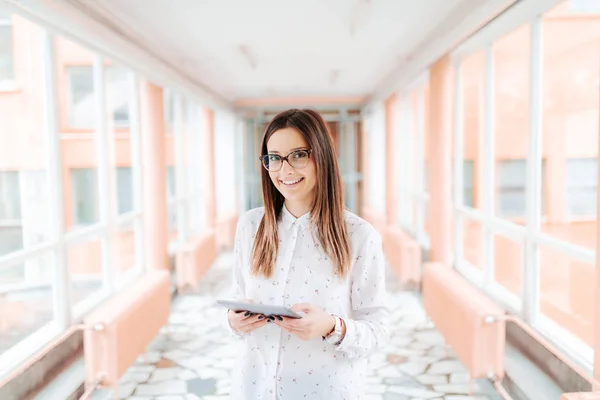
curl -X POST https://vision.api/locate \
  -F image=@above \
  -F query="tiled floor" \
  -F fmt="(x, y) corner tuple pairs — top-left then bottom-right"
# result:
(117, 252), (502, 400)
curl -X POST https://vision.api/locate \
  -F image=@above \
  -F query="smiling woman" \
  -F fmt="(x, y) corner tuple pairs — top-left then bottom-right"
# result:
(225, 108), (390, 400)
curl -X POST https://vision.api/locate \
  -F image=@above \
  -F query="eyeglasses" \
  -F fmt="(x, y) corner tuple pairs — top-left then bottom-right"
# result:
(259, 149), (312, 172)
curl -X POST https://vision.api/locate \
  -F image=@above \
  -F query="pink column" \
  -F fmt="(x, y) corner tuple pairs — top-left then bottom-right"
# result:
(140, 80), (168, 270)
(427, 56), (454, 265)
(385, 94), (398, 224)
(203, 107), (217, 229)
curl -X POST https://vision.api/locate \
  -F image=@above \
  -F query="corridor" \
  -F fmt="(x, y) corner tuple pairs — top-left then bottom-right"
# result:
(113, 253), (501, 400)
(2, 1), (600, 399)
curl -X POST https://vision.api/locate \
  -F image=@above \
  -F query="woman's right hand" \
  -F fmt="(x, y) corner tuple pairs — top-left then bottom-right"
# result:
(227, 300), (270, 334)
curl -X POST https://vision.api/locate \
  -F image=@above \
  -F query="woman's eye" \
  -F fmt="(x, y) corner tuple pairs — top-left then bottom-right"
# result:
(293, 152), (307, 159)
(268, 155), (280, 162)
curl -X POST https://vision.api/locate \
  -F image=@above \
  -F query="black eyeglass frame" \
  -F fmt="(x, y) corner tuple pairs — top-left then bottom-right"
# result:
(258, 149), (313, 172)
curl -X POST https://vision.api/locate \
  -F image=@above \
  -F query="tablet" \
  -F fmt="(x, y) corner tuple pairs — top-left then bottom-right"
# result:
(216, 299), (303, 319)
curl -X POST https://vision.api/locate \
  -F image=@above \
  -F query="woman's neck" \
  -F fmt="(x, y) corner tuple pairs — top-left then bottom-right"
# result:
(284, 200), (311, 218)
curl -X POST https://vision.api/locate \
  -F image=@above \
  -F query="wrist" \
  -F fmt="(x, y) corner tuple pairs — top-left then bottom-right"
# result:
(324, 314), (336, 336)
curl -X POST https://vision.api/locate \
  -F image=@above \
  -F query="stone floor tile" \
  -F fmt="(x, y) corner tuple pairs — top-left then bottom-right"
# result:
(148, 367), (183, 383)
(433, 383), (472, 394)
(377, 365), (404, 378)
(450, 372), (470, 383)
(120, 371), (151, 384)
(134, 380), (187, 396)
(387, 386), (443, 398)
(427, 360), (468, 375)
(416, 374), (447, 385)
(187, 377), (217, 396)
(118, 383), (136, 399)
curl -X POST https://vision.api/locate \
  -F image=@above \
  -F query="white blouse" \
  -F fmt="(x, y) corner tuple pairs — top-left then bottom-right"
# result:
(227, 205), (390, 400)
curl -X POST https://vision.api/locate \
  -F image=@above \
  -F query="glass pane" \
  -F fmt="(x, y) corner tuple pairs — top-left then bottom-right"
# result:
(69, 168), (99, 228)
(114, 223), (137, 278)
(116, 167), (133, 214)
(67, 66), (95, 129)
(0, 23), (13, 83)
(493, 235), (522, 296)
(566, 158), (597, 216)
(57, 37), (100, 231)
(68, 238), (104, 308)
(540, 246), (595, 346)
(462, 51), (485, 209)
(166, 166), (175, 201)
(57, 35), (97, 130)
(497, 160), (527, 218)
(463, 161), (475, 207)
(463, 218), (483, 269)
(541, 1), (599, 251)
(494, 25), (530, 221)
(0, 253), (55, 355)
(106, 64), (130, 127)
(0, 19), (52, 256)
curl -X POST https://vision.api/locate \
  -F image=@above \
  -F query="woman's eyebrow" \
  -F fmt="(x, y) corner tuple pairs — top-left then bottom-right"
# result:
(268, 147), (308, 154)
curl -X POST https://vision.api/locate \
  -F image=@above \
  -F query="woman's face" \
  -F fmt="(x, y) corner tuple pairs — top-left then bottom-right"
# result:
(266, 127), (317, 205)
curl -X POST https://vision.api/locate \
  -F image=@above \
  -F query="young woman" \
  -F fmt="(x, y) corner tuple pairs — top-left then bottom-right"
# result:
(226, 109), (389, 399)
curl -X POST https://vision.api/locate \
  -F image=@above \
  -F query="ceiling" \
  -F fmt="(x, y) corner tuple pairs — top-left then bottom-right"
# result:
(8, 0), (513, 109)
(79, 0), (476, 102)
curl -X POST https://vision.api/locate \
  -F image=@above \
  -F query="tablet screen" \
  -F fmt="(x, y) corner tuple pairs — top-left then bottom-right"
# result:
(216, 299), (303, 319)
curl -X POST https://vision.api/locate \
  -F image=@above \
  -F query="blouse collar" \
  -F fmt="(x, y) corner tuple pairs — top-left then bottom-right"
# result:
(280, 203), (311, 231)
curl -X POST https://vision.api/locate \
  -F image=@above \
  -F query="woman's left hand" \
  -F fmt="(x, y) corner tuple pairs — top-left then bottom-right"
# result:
(274, 303), (335, 341)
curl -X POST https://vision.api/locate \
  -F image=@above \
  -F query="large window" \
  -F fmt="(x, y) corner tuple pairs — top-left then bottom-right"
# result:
(0, 15), (55, 366)
(165, 94), (208, 258)
(452, 0), (600, 368)
(538, 1), (599, 352)
(0, 19), (146, 376)
(396, 79), (430, 249)
(0, 9), (13, 84)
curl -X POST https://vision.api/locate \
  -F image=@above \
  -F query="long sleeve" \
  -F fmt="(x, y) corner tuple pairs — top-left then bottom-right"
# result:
(335, 230), (390, 359)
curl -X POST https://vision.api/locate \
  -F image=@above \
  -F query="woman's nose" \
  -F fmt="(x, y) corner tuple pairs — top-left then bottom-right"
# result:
(280, 159), (294, 175)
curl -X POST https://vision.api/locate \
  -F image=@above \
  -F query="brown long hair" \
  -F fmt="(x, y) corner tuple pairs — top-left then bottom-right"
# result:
(251, 109), (351, 279)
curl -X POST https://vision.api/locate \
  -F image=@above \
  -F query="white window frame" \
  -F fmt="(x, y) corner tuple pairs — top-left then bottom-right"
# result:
(450, 0), (596, 372)
(0, 32), (145, 379)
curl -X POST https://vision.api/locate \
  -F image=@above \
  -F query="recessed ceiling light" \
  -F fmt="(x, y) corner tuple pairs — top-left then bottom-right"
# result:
(238, 44), (257, 70)
(330, 69), (341, 85)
